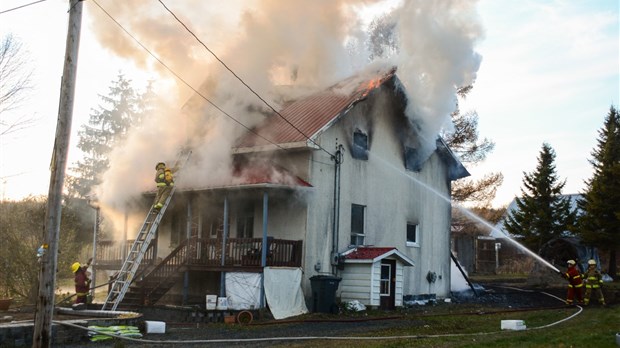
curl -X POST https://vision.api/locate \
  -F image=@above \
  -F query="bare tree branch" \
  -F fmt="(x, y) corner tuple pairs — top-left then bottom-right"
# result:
(0, 33), (34, 136)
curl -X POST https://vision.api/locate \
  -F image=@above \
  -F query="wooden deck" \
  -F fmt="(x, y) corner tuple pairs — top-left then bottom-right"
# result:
(95, 237), (303, 272)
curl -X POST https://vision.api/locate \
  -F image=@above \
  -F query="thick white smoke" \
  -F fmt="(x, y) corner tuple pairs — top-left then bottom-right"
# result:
(90, 0), (483, 235)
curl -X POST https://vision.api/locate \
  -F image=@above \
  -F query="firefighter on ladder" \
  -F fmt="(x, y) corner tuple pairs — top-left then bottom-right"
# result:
(562, 259), (584, 306)
(153, 161), (178, 210)
(583, 259), (606, 306)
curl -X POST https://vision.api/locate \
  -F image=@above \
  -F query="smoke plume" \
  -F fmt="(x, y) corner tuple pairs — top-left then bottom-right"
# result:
(89, 0), (483, 235)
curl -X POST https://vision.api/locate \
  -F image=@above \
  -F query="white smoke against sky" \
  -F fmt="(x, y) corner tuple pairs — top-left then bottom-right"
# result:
(91, 0), (483, 218)
(395, 0), (483, 157)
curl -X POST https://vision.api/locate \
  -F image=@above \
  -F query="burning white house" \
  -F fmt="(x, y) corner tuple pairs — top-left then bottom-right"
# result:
(88, 0), (483, 312)
(96, 68), (470, 311)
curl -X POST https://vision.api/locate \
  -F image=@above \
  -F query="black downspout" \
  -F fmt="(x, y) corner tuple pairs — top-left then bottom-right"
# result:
(331, 143), (343, 275)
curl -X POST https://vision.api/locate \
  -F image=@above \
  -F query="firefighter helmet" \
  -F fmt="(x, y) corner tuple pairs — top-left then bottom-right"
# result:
(71, 262), (81, 273)
(567, 260), (576, 266)
(156, 162), (166, 170)
(588, 259), (596, 266)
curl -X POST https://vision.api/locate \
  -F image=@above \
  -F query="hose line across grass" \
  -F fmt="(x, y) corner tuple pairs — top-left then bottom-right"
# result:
(53, 287), (584, 345)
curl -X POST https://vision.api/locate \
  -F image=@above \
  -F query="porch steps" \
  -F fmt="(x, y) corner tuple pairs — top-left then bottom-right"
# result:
(101, 150), (191, 311)
(124, 238), (194, 306)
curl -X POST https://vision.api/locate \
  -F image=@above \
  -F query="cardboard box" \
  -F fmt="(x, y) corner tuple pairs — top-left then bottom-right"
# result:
(206, 295), (217, 310)
(216, 297), (228, 310)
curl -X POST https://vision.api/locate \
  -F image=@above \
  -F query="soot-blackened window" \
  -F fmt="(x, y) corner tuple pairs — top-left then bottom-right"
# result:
(406, 223), (419, 246)
(352, 130), (369, 160)
(405, 146), (423, 172)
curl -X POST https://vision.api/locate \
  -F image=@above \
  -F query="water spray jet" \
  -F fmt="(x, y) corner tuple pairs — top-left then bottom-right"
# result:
(374, 155), (561, 274)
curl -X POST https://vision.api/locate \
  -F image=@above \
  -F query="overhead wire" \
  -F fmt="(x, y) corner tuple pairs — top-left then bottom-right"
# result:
(156, 0), (336, 159)
(0, 0), (47, 15)
(89, 0), (288, 153)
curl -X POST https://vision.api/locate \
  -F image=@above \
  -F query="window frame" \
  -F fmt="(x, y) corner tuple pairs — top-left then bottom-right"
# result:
(351, 130), (369, 160)
(379, 263), (391, 296)
(406, 222), (419, 247)
(350, 204), (366, 246)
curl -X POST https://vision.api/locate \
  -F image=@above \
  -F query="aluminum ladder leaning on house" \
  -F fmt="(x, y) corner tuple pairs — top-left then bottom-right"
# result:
(101, 150), (192, 311)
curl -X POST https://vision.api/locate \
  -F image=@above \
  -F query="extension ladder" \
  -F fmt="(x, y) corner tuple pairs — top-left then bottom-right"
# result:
(101, 150), (191, 311)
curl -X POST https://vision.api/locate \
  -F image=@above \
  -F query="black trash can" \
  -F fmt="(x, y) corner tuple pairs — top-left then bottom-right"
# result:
(309, 275), (341, 313)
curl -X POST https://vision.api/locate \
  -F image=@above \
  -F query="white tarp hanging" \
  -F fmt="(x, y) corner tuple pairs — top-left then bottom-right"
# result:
(264, 267), (308, 319)
(225, 272), (261, 310)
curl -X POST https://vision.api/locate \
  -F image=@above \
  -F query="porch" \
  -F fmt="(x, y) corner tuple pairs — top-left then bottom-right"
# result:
(95, 237), (303, 272)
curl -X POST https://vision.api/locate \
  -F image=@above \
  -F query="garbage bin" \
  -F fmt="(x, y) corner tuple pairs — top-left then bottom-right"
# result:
(309, 275), (341, 313)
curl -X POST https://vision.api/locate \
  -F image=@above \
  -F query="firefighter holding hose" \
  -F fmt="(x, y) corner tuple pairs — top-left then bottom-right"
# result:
(72, 257), (93, 305)
(583, 259), (606, 306)
(561, 259), (584, 306)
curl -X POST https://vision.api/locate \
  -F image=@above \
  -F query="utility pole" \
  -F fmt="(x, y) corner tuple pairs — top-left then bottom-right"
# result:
(33, 0), (83, 346)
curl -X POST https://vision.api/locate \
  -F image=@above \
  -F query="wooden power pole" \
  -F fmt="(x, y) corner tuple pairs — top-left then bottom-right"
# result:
(33, 0), (83, 346)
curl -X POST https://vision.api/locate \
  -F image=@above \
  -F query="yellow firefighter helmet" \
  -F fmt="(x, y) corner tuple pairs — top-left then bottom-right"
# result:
(588, 259), (596, 266)
(71, 262), (81, 273)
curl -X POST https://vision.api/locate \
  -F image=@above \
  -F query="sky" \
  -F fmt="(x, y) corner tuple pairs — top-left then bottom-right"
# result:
(0, 0), (618, 209)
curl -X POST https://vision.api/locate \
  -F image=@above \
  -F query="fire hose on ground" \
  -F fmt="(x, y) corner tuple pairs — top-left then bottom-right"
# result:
(52, 287), (585, 345)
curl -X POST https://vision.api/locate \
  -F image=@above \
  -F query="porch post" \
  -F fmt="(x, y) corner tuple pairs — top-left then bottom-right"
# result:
(183, 197), (192, 304)
(260, 191), (268, 308)
(122, 210), (128, 262)
(220, 196), (229, 297)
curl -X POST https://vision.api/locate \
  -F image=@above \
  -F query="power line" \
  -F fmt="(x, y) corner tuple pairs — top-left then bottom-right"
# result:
(157, 0), (335, 159)
(0, 0), (47, 15)
(89, 0), (288, 153)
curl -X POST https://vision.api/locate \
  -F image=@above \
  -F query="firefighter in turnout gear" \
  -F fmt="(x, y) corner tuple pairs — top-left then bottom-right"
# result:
(153, 162), (178, 210)
(562, 259), (584, 305)
(72, 258), (92, 305)
(583, 259), (606, 306)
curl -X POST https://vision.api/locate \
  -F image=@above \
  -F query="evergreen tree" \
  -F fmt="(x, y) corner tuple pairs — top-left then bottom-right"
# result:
(66, 74), (153, 198)
(578, 106), (620, 279)
(503, 143), (577, 252)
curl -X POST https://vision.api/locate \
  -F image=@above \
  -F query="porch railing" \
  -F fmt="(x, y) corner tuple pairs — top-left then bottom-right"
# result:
(95, 237), (302, 269)
(96, 240), (155, 267)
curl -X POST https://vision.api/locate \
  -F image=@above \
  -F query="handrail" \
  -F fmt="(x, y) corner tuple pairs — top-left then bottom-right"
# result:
(97, 237), (303, 268)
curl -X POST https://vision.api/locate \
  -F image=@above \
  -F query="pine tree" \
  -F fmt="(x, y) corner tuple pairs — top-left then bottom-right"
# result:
(66, 74), (153, 198)
(578, 106), (620, 279)
(503, 143), (577, 252)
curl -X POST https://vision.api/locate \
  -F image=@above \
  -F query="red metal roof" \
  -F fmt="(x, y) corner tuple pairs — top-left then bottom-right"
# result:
(344, 247), (396, 260)
(235, 69), (396, 149)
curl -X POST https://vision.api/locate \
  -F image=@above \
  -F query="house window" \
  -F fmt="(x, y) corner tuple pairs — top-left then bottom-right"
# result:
(351, 130), (369, 160)
(350, 204), (365, 246)
(404, 146), (423, 172)
(406, 223), (419, 247)
(236, 216), (254, 238)
(380, 264), (391, 296)
(208, 219), (222, 238)
(170, 214), (186, 246)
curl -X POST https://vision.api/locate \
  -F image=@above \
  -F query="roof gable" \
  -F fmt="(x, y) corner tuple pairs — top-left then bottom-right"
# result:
(235, 69), (396, 150)
(342, 246), (415, 266)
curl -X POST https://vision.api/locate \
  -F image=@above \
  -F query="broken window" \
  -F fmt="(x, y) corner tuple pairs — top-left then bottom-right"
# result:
(404, 146), (423, 172)
(351, 130), (369, 160)
(406, 223), (419, 246)
(350, 204), (365, 246)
